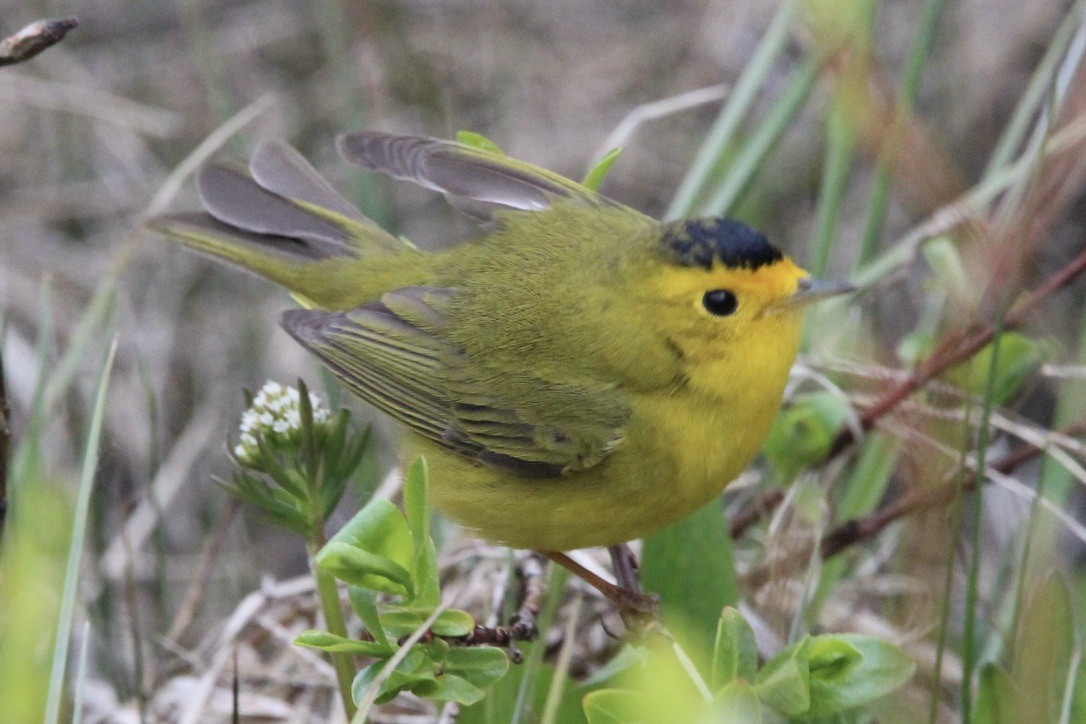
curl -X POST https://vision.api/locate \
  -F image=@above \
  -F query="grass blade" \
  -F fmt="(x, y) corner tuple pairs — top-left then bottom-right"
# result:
(667, 0), (801, 219)
(701, 55), (820, 216)
(45, 337), (117, 724)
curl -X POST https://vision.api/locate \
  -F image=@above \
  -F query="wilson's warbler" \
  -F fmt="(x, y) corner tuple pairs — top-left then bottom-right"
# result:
(149, 132), (851, 604)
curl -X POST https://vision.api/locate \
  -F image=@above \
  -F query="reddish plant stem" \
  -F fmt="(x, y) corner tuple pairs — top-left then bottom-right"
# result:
(729, 489), (786, 539)
(821, 419), (1086, 558)
(829, 243), (1086, 457)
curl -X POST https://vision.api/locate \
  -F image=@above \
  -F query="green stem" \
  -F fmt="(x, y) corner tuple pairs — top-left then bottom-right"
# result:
(857, 0), (944, 268)
(984, 4), (1081, 178)
(703, 55), (820, 216)
(511, 565), (569, 724)
(308, 540), (358, 718)
(666, 0), (801, 219)
(961, 325), (1004, 722)
(810, 103), (856, 277)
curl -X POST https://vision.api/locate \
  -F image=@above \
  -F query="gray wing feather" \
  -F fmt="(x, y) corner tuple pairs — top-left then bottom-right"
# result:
(336, 131), (620, 216)
(197, 161), (359, 256)
(249, 139), (370, 223)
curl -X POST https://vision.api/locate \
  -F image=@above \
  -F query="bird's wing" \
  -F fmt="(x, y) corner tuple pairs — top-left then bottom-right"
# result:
(192, 140), (405, 257)
(281, 286), (629, 477)
(336, 131), (624, 218)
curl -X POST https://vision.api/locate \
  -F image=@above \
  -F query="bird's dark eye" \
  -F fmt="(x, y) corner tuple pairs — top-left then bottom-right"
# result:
(702, 289), (738, 316)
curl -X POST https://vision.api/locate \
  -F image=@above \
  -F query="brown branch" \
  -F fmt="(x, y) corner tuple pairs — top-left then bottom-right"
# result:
(821, 419), (1086, 558)
(349, 554), (548, 664)
(508, 553), (546, 641)
(0, 17), (78, 67)
(829, 243), (1086, 457)
(729, 489), (785, 539)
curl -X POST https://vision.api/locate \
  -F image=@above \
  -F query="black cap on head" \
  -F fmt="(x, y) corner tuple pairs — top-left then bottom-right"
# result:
(660, 218), (782, 271)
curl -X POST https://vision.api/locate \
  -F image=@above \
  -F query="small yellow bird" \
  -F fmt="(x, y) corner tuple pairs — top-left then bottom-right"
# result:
(150, 132), (851, 607)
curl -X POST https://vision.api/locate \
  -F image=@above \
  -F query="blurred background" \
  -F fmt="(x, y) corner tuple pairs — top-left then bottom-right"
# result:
(1, 0), (1083, 721)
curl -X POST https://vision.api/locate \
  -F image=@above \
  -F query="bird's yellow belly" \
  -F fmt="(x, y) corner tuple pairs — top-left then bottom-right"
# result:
(413, 381), (784, 551)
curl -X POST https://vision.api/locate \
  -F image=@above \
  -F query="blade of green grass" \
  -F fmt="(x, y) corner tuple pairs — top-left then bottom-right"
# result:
(511, 565), (569, 724)
(701, 55), (820, 216)
(71, 621), (91, 724)
(539, 592), (583, 724)
(667, 0), (801, 219)
(857, 0), (945, 267)
(12, 275), (116, 487)
(45, 337), (117, 724)
(810, 101), (857, 277)
(961, 326), (1005, 722)
(643, 500), (738, 674)
(11, 278), (53, 487)
(984, 4), (1083, 177)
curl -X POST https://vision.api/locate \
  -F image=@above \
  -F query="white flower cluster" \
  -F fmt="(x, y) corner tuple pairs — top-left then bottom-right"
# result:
(233, 380), (332, 462)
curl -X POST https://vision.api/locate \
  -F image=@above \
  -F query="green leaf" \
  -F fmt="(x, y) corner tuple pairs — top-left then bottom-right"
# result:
(582, 147), (622, 191)
(255, 436), (303, 498)
(426, 673), (488, 705)
(976, 663), (1017, 724)
(754, 638), (810, 716)
(379, 610), (427, 637)
(946, 331), (1053, 406)
(444, 646), (510, 689)
(642, 500), (738, 672)
(706, 679), (763, 724)
(322, 498), (414, 593)
(372, 608), (473, 639)
(804, 634), (915, 716)
(1009, 574), (1075, 720)
(328, 498), (413, 561)
(806, 635), (863, 680)
(763, 391), (852, 477)
(583, 689), (651, 724)
(711, 607), (758, 690)
(317, 542), (414, 597)
(297, 377), (317, 470)
(348, 586), (391, 649)
(922, 235), (971, 306)
(404, 456), (440, 607)
(456, 130), (504, 154)
(353, 648), (436, 705)
(294, 630), (391, 657)
(432, 609), (476, 637)
(218, 474), (310, 534)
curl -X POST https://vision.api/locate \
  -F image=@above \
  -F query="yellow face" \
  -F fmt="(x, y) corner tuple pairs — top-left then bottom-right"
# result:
(645, 256), (810, 400)
(649, 256), (809, 351)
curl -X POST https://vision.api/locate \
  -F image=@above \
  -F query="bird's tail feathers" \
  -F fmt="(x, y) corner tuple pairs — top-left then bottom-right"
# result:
(148, 139), (408, 293)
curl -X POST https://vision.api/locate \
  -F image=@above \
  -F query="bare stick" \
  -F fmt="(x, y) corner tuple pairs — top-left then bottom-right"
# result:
(0, 17), (78, 67)
(829, 243), (1086, 457)
(822, 419), (1086, 558)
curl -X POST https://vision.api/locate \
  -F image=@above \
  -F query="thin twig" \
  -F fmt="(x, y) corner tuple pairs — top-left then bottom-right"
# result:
(167, 500), (240, 643)
(821, 419), (1086, 558)
(729, 489), (786, 539)
(509, 553), (547, 641)
(830, 243), (1086, 456)
(0, 17), (77, 67)
(591, 84), (729, 164)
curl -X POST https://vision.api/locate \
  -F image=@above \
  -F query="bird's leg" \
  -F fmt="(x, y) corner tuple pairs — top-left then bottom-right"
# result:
(608, 543), (641, 592)
(541, 550), (659, 620)
(508, 553), (546, 641)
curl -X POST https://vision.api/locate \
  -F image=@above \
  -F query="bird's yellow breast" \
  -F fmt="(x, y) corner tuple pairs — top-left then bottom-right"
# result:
(418, 309), (801, 551)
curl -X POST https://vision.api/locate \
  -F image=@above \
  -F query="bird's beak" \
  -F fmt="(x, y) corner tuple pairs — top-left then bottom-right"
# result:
(780, 276), (856, 309)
